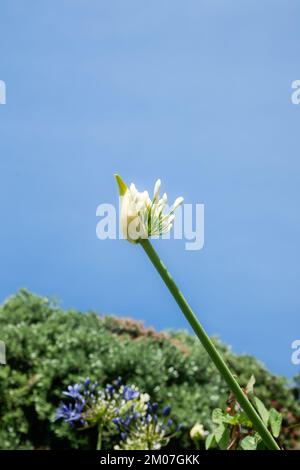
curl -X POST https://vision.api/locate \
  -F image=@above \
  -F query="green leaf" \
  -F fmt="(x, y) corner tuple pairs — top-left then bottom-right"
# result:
(246, 375), (256, 395)
(218, 427), (231, 450)
(240, 435), (258, 450)
(223, 413), (239, 425)
(254, 397), (269, 426)
(214, 422), (231, 450)
(238, 412), (253, 428)
(269, 408), (282, 438)
(212, 408), (224, 424)
(256, 438), (267, 450)
(205, 433), (216, 450)
(214, 423), (226, 443)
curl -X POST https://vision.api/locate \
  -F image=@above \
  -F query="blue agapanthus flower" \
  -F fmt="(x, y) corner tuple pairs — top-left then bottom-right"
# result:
(56, 378), (97, 427)
(55, 402), (84, 425)
(162, 405), (171, 417)
(123, 385), (139, 401)
(112, 417), (122, 428)
(84, 377), (91, 388)
(115, 377), (122, 387)
(147, 402), (158, 414)
(62, 383), (82, 400)
(105, 383), (115, 397)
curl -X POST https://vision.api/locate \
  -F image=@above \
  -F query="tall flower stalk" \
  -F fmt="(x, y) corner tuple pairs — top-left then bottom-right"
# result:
(115, 174), (281, 451)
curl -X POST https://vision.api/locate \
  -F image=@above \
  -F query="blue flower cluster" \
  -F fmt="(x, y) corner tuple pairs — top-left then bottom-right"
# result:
(55, 377), (129, 427)
(55, 377), (96, 426)
(55, 377), (178, 449)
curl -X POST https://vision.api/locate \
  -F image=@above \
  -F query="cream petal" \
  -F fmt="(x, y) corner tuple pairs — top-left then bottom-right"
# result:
(172, 196), (184, 211)
(153, 179), (161, 200)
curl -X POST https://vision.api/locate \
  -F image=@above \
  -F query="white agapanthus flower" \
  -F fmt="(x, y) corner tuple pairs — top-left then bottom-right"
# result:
(115, 174), (183, 243)
(190, 423), (208, 440)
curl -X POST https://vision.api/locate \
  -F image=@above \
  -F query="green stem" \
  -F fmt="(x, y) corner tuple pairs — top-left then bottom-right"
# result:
(140, 239), (280, 451)
(97, 423), (103, 451)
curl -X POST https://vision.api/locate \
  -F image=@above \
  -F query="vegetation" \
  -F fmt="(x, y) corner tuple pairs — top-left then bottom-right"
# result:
(204, 376), (283, 450)
(0, 289), (299, 449)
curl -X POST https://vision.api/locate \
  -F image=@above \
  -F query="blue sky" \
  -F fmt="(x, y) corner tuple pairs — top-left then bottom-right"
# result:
(0, 1), (299, 378)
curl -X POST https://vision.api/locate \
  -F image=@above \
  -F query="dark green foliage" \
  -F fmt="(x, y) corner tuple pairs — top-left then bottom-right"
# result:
(0, 289), (299, 449)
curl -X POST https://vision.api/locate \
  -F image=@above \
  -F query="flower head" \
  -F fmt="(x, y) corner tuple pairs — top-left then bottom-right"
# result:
(115, 174), (183, 243)
(190, 423), (207, 441)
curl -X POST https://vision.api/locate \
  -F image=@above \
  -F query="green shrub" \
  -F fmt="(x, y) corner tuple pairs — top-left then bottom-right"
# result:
(0, 289), (299, 449)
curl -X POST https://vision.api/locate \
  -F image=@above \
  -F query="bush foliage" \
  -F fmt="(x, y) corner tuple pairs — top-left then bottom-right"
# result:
(0, 289), (299, 449)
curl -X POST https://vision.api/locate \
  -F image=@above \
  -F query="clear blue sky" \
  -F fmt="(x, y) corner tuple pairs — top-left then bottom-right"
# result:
(0, 1), (299, 378)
